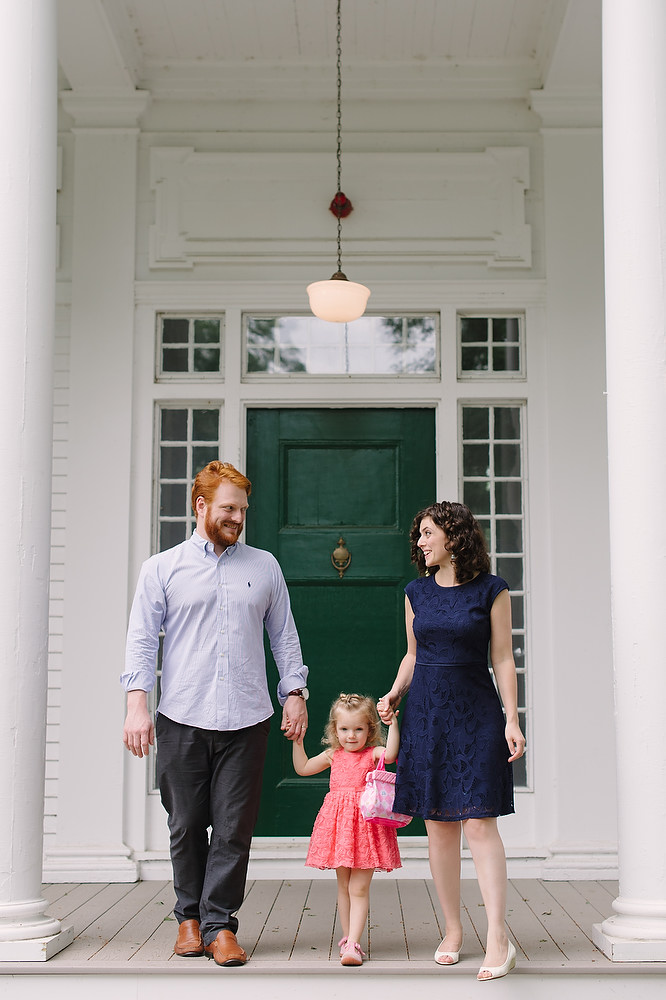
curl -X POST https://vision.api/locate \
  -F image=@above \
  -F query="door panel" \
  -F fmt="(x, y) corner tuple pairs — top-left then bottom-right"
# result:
(246, 408), (435, 836)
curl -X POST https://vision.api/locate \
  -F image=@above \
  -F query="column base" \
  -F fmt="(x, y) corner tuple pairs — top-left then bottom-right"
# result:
(593, 923), (666, 962)
(0, 924), (74, 962)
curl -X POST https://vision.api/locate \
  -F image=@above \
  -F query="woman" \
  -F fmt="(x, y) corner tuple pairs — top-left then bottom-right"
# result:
(378, 501), (525, 982)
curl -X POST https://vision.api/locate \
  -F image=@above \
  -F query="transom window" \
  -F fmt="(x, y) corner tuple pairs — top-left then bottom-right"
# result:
(458, 314), (524, 379)
(243, 313), (438, 377)
(157, 315), (224, 380)
(460, 402), (528, 787)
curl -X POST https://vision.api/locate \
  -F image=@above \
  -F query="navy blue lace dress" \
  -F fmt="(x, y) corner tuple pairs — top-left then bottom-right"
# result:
(394, 573), (514, 821)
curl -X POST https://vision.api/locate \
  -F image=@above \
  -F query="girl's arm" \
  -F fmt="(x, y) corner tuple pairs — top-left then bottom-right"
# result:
(378, 596), (416, 721)
(489, 589), (526, 763)
(380, 713), (400, 765)
(292, 740), (333, 776)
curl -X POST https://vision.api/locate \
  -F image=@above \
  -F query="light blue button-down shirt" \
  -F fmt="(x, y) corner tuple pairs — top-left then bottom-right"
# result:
(122, 531), (307, 731)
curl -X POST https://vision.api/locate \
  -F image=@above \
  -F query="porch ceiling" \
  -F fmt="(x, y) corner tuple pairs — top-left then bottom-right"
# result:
(56, 0), (601, 103)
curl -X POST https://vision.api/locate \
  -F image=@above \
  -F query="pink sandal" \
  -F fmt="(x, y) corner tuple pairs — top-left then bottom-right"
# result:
(340, 940), (365, 966)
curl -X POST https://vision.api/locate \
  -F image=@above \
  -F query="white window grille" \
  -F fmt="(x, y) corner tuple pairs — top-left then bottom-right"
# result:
(460, 402), (528, 788)
(458, 314), (524, 379)
(154, 405), (221, 552)
(157, 314), (224, 380)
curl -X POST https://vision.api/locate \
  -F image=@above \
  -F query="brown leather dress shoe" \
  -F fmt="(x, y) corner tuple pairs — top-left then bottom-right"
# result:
(174, 918), (204, 957)
(204, 929), (248, 966)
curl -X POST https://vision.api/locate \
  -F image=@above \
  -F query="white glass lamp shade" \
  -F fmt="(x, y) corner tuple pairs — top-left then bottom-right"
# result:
(307, 273), (371, 323)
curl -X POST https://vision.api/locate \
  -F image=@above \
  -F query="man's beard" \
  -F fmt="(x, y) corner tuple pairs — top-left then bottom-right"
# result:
(204, 510), (242, 549)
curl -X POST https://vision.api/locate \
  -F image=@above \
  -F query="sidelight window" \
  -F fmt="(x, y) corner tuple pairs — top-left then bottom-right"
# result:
(154, 405), (221, 552)
(460, 402), (528, 787)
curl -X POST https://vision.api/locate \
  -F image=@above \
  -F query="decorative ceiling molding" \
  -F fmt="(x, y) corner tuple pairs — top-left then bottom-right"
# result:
(530, 88), (601, 129)
(60, 90), (151, 128)
(138, 60), (543, 104)
(149, 146), (531, 271)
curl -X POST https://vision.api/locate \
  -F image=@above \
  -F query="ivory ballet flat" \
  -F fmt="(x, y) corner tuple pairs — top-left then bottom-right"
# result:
(477, 940), (516, 981)
(434, 940), (461, 965)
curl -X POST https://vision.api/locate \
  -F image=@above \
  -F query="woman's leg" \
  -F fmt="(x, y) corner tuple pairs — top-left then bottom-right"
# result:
(347, 868), (374, 945)
(335, 867), (351, 939)
(462, 817), (511, 975)
(425, 819), (463, 958)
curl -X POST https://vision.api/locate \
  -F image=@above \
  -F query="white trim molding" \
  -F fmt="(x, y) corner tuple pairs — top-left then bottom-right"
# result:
(149, 147), (531, 270)
(43, 846), (139, 884)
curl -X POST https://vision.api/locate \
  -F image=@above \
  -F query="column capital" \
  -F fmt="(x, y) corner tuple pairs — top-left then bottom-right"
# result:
(60, 88), (151, 127)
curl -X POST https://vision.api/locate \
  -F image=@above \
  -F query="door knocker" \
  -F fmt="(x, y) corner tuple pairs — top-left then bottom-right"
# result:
(331, 537), (352, 579)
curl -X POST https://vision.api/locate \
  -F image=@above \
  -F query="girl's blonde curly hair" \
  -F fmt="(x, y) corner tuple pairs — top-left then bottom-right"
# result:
(322, 692), (384, 750)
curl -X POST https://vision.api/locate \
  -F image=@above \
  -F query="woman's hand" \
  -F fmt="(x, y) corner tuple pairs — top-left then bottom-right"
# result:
(506, 720), (526, 762)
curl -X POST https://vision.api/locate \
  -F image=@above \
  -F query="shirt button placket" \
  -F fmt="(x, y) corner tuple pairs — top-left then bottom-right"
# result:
(217, 554), (229, 728)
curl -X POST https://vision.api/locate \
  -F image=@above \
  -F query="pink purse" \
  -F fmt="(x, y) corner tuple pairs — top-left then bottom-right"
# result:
(359, 751), (412, 828)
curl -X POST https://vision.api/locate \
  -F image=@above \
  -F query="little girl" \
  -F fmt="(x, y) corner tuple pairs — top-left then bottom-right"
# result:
(292, 692), (401, 967)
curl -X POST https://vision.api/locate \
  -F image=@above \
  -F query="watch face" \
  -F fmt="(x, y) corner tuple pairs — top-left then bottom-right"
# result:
(301, 686), (309, 701)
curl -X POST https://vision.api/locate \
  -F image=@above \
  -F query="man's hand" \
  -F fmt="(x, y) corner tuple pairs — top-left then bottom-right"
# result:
(123, 690), (155, 758)
(281, 694), (308, 744)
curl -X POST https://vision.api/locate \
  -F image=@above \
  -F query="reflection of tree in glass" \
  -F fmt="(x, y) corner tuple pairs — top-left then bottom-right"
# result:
(246, 318), (307, 373)
(380, 317), (436, 373)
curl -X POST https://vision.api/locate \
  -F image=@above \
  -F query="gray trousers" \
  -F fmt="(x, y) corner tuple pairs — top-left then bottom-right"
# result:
(156, 713), (270, 943)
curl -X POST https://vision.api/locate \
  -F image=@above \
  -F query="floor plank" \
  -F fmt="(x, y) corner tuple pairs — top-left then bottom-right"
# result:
(237, 879), (282, 957)
(506, 879), (565, 963)
(131, 883), (178, 962)
(290, 879), (339, 962)
(369, 878), (407, 960)
(395, 878), (441, 961)
(512, 878), (602, 962)
(62, 882), (163, 961)
(98, 881), (171, 962)
(569, 879), (615, 919)
(250, 880), (311, 960)
(11, 878), (661, 977)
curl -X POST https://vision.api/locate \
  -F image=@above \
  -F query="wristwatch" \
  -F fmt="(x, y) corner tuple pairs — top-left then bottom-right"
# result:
(288, 687), (309, 701)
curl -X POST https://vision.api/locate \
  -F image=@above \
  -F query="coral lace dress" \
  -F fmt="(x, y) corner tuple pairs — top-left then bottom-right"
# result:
(306, 747), (402, 871)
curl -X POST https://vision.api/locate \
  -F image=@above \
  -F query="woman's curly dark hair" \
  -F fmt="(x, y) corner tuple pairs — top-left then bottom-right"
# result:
(410, 500), (490, 583)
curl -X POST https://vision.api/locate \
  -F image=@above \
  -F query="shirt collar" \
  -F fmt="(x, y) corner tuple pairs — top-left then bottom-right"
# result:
(190, 529), (238, 558)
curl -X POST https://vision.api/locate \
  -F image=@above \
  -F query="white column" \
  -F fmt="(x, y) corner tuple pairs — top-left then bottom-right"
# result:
(0, 0), (74, 960)
(593, 0), (666, 961)
(45, 92), (149, 882)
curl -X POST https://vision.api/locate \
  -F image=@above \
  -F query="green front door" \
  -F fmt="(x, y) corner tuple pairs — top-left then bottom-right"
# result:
(246, 407), (435, 836)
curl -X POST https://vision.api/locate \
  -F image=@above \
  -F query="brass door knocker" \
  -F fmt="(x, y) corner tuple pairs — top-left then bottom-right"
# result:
(331, 537), (352, 579)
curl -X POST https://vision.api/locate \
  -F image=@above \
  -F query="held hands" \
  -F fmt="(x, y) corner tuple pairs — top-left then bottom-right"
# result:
(377, 693), (399, 724)
(281, 694), (308, 744)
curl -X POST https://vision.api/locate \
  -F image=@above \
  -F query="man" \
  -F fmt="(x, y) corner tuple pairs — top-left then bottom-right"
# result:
(122, 460), (308, 966)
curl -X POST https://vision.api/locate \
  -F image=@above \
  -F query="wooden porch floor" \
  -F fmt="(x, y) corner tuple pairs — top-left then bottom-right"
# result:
(3, 876), (666, 978)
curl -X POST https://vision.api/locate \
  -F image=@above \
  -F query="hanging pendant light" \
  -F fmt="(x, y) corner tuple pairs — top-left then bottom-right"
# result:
(307, 0), (371, 323)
